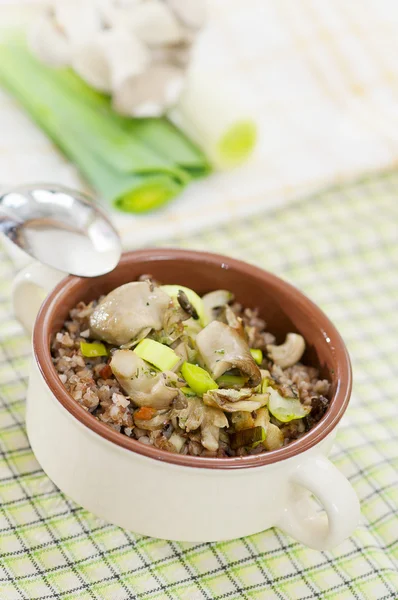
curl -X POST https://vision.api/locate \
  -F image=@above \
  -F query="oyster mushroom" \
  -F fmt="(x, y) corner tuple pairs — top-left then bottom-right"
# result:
(264, 423), (283, 451)
(267, 333), (306, 369)
(113, 63), (184, 117)
(155, 303), (191, 346)
(196, 321), (261, 386)
(173, 396), (206, 432)
(72, 29), (149, 93)
(251, 407), (283, 450)
(134, 410), (171, 431)
(110, 349), (179, 409)
(202, 289), (234, 324)
(177, 289), (199, 320)
(172, 397), (227, 451)
(201, 406), (228, 452)
(203, 388), (269, 413)
(90, 281), (171, 346)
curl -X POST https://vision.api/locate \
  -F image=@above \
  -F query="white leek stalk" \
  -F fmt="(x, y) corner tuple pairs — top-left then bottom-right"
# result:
(170, 70), (257, 169)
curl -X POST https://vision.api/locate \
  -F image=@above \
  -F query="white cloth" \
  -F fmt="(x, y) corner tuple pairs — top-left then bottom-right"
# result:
(1, 0), (398, 248)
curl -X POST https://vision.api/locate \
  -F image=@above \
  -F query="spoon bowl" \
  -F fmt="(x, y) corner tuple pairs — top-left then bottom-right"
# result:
(0, 184), (121, 277)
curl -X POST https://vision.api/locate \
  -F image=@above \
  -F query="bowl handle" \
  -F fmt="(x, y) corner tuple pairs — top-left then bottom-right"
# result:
(12, 261), (66, 335)
(276, 454), (360, 550)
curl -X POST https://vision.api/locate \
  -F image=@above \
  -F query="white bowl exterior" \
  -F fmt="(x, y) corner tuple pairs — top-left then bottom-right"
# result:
(26, 359), (336, 542)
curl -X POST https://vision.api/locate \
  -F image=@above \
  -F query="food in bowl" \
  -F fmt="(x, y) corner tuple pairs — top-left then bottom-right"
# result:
(52, 276), (331, 458)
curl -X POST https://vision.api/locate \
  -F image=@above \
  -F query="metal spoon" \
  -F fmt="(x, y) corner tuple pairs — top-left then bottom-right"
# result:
(0, 184), (121, 277)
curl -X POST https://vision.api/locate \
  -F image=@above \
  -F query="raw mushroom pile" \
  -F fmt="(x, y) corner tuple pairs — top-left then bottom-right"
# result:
(28, 0), (206, 117)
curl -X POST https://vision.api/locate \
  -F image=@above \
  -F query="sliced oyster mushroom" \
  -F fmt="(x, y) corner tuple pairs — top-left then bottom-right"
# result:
(173, 340), (189, 363)
(155, 304), (191, 346)
(202, 290), (234, 324)
(196, 321), (261, 386)
(177, 289), (199, 320)
(90, 281), (171, 346)
(203, 388), (269, 413)
(172, 396), (227, 451)
(253, 407), (269, 430)
(250, 406), (283, 450)
(267, 333), (306, 369)
(134, 410), (171, 431)
(173, 396), (205, 432)
(110, 349), (179, 409)
(264, 423), (283, 451)
(201, 406), (228, 451)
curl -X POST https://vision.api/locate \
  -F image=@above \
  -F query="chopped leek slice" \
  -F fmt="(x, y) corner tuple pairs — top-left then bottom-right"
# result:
(181, 386), (197, 397)
(180, 362), (218, 395)
(231, 411), (255, 431)
(261, 377), (270, 393)
(217, 374), (248, 387)
(267, 387), (310, 423)
(161, 285), (206, 325)
(230, 426), (266, 450)
(250, 348), (263, 365)
(134, 339), (180, 371)
(80, 341), (108, 358)
(169, 432), (186, 453)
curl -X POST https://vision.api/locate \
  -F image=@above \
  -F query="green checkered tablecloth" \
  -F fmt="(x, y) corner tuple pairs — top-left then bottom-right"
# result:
(0, 171), (397, 599)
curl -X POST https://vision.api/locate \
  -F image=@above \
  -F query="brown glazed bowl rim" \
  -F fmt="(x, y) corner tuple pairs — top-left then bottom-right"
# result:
(33, 249), (352, 470)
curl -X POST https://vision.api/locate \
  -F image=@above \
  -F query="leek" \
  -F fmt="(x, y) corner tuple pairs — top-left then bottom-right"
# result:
(0, 40), (209, 213)
(170, 70), (257, 169)
(161, 285), (206, 326)
(180, 363), (218, 396)
(181, 386), (197, 397)
(134, 339), (180, 371)
(43, 67), (210, 176)
(80, 341), (108, 358)
(267, 388), (310, 423)
(250, 349), (263, 365)
(230, 426), (266, 450)
(217, 374), (247, 387)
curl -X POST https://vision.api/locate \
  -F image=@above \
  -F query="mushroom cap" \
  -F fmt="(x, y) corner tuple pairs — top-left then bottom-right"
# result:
(202, 289), (234, 324)
(196, 321), (261, 386)
(174, 396), (206, 432)
(90, 281), (171, 346)
(110, 349), (178, 409)
(203, 388), (269, 413)
(267, 333), (306, 369)
(201, 406), (228, 451)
